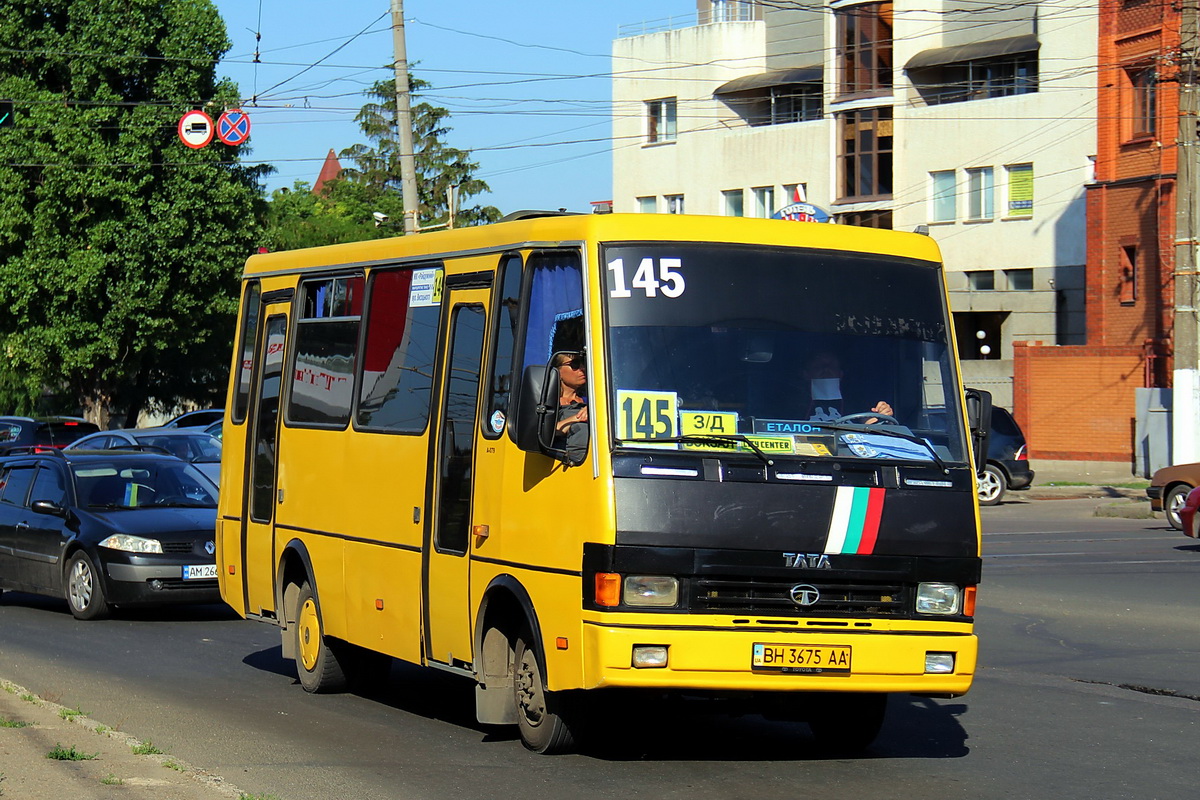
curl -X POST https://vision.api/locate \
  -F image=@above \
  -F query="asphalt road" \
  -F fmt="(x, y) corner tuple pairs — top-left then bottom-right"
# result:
(0, 496), (1196, 800)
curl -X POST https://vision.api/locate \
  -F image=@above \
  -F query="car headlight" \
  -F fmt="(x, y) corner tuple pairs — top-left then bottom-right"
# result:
(622, 575), (679, 608)
(98, 534), (163, 554)
(916, 582), (961, 615)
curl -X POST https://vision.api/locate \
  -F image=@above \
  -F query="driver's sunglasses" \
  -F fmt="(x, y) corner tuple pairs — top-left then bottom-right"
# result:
(564, 357), (585, 370)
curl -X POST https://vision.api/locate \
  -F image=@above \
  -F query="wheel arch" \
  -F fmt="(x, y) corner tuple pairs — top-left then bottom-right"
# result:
(472, 575), (544, 726)
(276, 538), (316, 649)
(474, 574), (544, 674)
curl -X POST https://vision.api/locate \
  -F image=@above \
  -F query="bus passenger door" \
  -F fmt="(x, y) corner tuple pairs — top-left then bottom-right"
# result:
(424, 287), (489, 667)
(241, 309), (289, 617)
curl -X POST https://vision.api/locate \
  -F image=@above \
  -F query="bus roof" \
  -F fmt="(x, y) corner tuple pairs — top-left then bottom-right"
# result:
(242, 213), (943, 277)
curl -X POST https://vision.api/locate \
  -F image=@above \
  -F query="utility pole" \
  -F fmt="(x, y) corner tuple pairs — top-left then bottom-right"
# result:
(390, 0), (420, 234)
(1175, 0), (1200, 463)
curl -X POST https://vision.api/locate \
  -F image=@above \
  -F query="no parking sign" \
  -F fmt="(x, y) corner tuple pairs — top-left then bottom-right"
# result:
(216, 109), (251, 146)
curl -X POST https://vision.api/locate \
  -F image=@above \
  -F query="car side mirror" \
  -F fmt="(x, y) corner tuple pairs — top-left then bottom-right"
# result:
(964, 387), (993, 476)
(31, 500), (68, 518)
(514, 363), (574, 462)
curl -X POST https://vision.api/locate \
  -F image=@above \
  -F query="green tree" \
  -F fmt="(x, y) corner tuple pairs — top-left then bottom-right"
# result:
(339, 78), (501, 229)
(0, 0), (265, 426)
(262, 78), (499, 250)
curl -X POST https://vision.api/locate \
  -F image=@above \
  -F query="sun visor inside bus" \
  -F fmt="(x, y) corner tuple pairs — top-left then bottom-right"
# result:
(523, 255), (584, 369)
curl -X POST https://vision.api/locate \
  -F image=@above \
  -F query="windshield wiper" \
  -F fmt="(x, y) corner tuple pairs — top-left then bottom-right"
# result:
(805, 422), (950, 474)
(614, 434), (776, 466)
(149, 500), (214, 508)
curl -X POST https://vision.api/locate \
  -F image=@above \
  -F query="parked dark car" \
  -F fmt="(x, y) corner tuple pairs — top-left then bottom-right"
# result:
(161, 409), (224, 429)
(0, 449), (219, 619)
(0, 416), (99, 455)
(1146, 461), (1200, 530)
(978, 406), (1035, 506)
(64, 427), (221, 486)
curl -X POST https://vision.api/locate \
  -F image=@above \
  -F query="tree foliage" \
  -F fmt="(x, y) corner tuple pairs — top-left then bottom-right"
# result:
(262, 77), (500, 249)
(0, 0), (264, 425)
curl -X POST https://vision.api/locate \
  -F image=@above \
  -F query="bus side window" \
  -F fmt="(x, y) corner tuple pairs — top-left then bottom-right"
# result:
(484, 252), (523, 438)
(357, 265), (443, 433)
(231, 281), (261, 424)
(513, 249), (586, 461)
(288, 275), (363, 428)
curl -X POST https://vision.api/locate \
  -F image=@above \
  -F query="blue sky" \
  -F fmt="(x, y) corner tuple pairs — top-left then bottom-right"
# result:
(211, 1), (690, 214)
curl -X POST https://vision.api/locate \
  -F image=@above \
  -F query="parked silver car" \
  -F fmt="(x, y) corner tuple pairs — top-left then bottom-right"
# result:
(64, 428), (221, 486)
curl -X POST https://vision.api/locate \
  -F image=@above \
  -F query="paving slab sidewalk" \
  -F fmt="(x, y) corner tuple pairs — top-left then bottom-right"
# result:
(0, 679), (244, 800)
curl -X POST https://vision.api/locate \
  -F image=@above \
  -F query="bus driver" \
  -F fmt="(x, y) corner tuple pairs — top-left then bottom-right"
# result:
(803, 350), (893, 423)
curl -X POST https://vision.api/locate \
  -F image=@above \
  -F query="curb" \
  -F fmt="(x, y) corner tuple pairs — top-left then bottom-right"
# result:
(1092, 499), (1159, 520)
(0, 678), (245, 799)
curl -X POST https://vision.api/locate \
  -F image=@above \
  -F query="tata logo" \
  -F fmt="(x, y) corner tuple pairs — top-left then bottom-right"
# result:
(789, 584), (821, 606)
(783, 553), (831, 569)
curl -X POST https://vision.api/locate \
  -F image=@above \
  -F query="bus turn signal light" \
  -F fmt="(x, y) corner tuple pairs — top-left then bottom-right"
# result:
(964, 586), (977, 617)
(595, 573), (621, 607)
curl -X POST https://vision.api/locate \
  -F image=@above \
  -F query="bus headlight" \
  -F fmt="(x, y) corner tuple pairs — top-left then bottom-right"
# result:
(623, 575), (679, 607)
(98, 534), (163, 554)
(916, 582), (961, 615)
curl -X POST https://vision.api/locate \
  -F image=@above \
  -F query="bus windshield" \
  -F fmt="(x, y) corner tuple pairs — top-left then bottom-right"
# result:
(603, 242), (968, 465)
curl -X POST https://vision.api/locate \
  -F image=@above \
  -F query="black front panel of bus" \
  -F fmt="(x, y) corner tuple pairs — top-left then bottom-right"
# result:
(582, 543), (980, 621)
(611, 469), (977, 558)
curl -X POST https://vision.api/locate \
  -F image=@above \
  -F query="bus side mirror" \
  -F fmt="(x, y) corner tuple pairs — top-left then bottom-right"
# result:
(964, 387), (992, 475)
(514, 364), (561, 455)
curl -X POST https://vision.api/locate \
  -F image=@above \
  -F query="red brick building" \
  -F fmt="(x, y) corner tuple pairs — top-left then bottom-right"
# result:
(1015, 0), (1179, 466)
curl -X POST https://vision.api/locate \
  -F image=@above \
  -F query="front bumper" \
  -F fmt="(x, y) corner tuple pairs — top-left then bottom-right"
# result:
(578, 616), (976, 696)
(1146, 485), (1163, 512)
(102, 556), (220, 606)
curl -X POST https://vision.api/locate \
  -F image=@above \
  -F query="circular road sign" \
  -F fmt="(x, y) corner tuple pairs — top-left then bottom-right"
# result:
(178, 110), (214, 149)
(216, 109), (251, 146)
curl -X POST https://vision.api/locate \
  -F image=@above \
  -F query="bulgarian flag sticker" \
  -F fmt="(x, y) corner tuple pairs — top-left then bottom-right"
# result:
(824, 486), (886, 554)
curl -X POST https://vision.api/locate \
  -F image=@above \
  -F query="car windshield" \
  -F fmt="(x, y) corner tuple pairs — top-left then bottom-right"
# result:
(139, 434), (222, 463)
(72, 460), (218, 509)
(602, 242), (968, 465)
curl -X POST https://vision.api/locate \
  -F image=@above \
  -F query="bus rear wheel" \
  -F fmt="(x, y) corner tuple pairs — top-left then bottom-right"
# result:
(807, 692), (888, 752)
(294, 581), (347, 693)
(514, 631), (576, 754)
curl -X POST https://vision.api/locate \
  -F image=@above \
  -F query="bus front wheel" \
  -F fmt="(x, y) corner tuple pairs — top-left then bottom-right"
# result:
(514, 631), (576, 754)
(294, 581), (347, 693)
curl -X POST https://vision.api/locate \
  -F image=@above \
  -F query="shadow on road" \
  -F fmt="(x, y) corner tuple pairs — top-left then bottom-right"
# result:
(241, 648), (971, 761)
(0, 591), (237, 623)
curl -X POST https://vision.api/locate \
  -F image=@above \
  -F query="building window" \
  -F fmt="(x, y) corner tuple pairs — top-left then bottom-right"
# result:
(931, 170), (956, 222)
(782, 183), (807, 204)
(840, 107), (893, 201)
(1005, 163), (1034, 218)
(835, 210), (892, 229)
(752, 186), (774, 217)
(911, 53), (1038, 106)
(710, 0), (757, 23)
(637, 196), (657, 214)
(665, 194), (685, 214)
(1126, 66), (1157, 140)
(646, 98), (677, 143)
(717, 80), (823, 127)
(836, 2), (893, 97)
(722, 189), (744, 216)
(1005, 268), (1034, 291)
(966, 167), (995, 220)
(967, 270), (995, 290)
(1120, 245), (1137, 304)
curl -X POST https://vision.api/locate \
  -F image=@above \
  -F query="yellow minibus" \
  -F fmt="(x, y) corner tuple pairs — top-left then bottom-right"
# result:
(217, 212), (990, 753)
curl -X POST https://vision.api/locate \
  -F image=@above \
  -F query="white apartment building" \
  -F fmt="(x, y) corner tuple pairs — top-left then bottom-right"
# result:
(612, 0), (1098, 406)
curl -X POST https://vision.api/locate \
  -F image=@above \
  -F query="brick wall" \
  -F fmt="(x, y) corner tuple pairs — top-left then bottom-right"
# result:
(1013, 341), (1144, 462)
